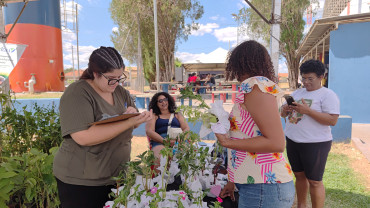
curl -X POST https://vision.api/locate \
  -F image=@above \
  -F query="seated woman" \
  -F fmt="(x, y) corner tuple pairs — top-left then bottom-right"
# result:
(146, 92), (190, 162)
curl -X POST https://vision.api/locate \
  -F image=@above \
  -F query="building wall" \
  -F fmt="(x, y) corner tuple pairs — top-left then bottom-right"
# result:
(329, 21), (370, 123)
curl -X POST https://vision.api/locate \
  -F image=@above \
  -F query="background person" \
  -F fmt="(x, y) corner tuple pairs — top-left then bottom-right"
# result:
(207, 74), (216, 91)
(281, 59), (340, 208)
(146, 92), (190, 166)
(189, 72), (197, 92)
(53, 46), (152, 208)
(216, 40), (295, 208)
(187, 73), (193, 85)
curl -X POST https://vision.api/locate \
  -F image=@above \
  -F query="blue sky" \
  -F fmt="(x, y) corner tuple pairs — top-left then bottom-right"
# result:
(62, 0), (324, 73)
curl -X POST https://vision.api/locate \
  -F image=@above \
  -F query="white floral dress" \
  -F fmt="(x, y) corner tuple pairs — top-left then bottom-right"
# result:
(227, 76), (293, 184)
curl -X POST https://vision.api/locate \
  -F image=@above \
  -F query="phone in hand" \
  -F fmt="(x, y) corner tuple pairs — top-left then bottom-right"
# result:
(284, 95), (297, 106)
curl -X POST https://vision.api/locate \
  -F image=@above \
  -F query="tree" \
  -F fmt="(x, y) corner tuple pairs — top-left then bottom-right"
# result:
(110, 0), (203, 87)
(238, 0), (318, 90)
(175, 57), (182, 68)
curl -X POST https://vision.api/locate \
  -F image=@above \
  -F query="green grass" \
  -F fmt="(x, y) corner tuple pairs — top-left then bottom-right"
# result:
(323, 152), (370, 207)
(283, 145), (370, 208)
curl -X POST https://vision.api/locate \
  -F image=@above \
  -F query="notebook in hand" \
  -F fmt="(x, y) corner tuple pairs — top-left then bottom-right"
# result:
(90, 113), (140, 125)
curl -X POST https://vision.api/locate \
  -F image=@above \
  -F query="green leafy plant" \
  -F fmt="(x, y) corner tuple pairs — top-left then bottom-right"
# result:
(0, 92), (63, 207)
(111, 160), (139, 207)
(0, 147), (60, 208)
(177, 86), (223, 158)
(136, 150), (156, 191)
(0, 102), (62, 157)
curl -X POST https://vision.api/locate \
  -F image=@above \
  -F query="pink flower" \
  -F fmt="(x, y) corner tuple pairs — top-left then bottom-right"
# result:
(150, 187), (158, 194)
(216, 197), (223, 203)
(104, 206), (110, 208)
(179, 191), (187, 200)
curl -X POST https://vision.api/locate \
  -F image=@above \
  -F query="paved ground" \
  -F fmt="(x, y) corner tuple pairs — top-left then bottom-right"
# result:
(351, 124), (370, 162)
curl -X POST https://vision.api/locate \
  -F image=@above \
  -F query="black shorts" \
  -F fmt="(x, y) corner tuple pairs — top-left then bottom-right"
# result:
(286, 137), (332, 181)
(56, 177), (114, 208)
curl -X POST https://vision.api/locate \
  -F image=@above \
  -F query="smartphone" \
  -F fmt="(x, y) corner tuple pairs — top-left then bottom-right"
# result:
(284, 95), (297, 106)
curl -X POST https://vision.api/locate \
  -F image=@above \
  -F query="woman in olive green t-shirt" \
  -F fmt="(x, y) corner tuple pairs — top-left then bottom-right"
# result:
(53, 47), (152, 208)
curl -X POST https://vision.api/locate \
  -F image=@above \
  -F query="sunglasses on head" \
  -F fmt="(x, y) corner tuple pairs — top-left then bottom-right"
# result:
(157, 98), (168, 103)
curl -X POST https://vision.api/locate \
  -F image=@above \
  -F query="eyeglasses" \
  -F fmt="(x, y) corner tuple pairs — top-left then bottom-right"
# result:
(157, 98), (168, 103)
(100, 72), (127, 85)
(301, 77), (317, 83)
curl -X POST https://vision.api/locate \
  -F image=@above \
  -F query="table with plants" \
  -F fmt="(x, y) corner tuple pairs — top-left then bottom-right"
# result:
(104, 87), (237, 208)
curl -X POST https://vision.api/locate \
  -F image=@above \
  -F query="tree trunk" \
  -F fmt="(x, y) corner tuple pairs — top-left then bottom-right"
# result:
(286, 57), (300, 90)
(162, 53), (174, 82)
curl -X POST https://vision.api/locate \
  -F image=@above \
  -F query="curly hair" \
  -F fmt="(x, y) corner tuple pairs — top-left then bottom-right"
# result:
(148, 92), (177, 116)
(299, 59), (325, 77)
(225, 40), (277, 83)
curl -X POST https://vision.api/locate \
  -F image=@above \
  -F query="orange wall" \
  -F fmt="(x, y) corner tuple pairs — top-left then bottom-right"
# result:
(6, 24), (65, 92)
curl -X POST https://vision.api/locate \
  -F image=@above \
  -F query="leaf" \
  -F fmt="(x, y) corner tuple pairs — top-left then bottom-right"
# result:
(42, 174), (55, 185)
(0, 184), (13, 195)
(25, 186), (33, 201)
(26, 178), (37, 187)
(0, 198), (10, 208)
(247, 175), (255, 184)
(0, 171), (17, 179)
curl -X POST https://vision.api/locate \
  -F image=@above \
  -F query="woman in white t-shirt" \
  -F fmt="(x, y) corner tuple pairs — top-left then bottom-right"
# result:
(280, 59), (340, 208)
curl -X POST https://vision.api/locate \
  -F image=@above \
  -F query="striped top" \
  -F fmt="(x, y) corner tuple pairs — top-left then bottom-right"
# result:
(227, 76), (293, 184)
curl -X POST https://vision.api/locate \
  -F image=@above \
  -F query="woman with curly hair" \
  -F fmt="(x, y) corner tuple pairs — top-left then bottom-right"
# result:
(145, 92), (190, 161)
(217, 40), (295, 207)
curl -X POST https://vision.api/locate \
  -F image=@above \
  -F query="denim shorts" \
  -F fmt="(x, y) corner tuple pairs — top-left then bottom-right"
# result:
(150, 133), (167, 149)
(235, 181), (295, 208)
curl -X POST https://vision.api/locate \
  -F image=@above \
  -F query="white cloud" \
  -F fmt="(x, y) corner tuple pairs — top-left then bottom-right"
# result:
(176, 47), (229, 63)
(313, 0), (324, 19)
(60, 1), (82, 25)
(213, 27), (237, 43)
(303, 24), (311, 36)
(62, 29), (76, 43)
(191, 23), (219, 36)
(209, 15), (219, 20)
(112, 27), (119, 33)
(63, 45), (96, 69)
(62, 28), (96, 70)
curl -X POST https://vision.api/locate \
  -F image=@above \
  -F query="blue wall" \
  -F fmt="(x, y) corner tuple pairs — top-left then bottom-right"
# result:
(329, 22), (370, 123)
(10, 99), (352, 142)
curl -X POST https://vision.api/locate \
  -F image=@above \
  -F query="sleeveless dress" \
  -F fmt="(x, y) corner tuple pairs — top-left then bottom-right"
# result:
(150, 114), (181, 147)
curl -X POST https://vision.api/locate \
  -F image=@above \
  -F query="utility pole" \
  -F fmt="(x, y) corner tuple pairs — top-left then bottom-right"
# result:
(270, 0), (281, 77)
(244, 0), (281, 77)
(153, 0), (160, 91)
(136, 13), (144, 93)
(71, 45), (75, 80)
(75, 3), (80, 77)
(0, 5), (10, 95)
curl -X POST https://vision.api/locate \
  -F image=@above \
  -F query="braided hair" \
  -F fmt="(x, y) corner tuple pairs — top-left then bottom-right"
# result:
(80, 46), (125, 80)
(225, 40), (277, 83)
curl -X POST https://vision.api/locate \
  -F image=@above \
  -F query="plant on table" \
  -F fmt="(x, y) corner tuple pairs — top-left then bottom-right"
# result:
(105, 87), (230, 207)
